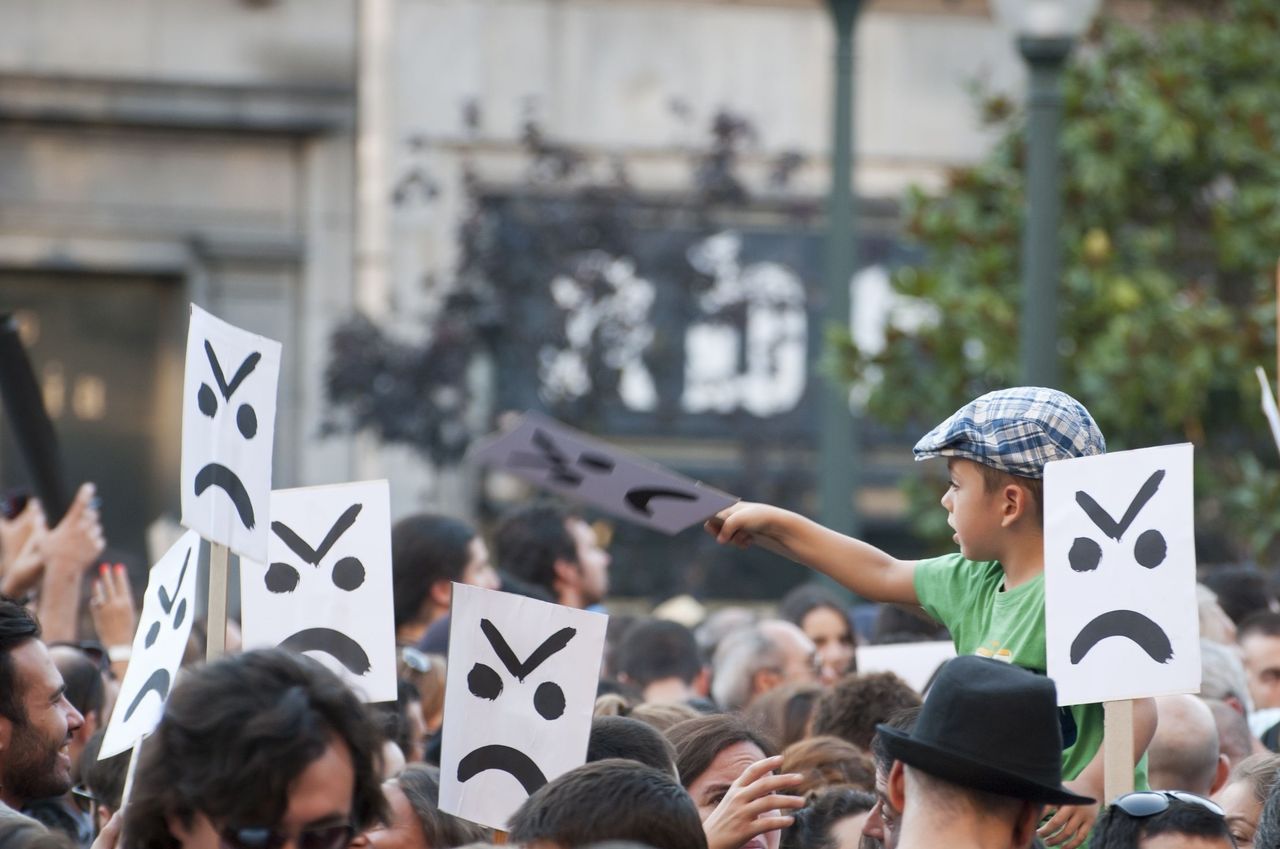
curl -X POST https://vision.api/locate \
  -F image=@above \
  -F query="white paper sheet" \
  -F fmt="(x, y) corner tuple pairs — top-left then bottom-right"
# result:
(438, 585), (608, 830)
(99, 530), (202, 758)
(855, 640), (956, 695)
(239, 480), (397, 702)
(1044, 444), (1200, 706)
(180, 305), (281, 562)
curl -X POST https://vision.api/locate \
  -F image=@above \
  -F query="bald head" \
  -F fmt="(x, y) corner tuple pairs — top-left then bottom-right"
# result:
(1148, 695), (1228, 796)
(1205, 698), (1257, 771)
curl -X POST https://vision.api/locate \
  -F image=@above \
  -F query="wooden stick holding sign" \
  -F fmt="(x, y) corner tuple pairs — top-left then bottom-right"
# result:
(1103, 700), (1135, 801)
(206, 542), (229, 660)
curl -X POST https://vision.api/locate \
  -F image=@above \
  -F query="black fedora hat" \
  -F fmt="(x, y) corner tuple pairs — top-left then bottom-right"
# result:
(876, 655), (1094, 806)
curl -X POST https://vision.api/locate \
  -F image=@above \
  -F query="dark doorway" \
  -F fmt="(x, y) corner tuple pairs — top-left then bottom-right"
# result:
(0, 272), (185, 564)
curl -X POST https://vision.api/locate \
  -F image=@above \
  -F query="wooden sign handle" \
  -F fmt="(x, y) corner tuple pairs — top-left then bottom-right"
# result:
(492, 831), (508, 845)
(1104, 699), (1135, 802)
(206, 542), (229, 661)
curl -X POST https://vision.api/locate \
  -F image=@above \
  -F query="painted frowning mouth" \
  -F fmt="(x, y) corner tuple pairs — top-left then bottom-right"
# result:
(1070, 609), (1173, 665)
(194, 463), (256, 529)
(278, 628), (372, 675)
(123, 668), (172, 721)
(457, 745), (548, 796)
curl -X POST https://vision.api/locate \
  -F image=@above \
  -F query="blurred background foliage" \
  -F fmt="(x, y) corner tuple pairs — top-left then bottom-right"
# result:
(832, 0), (1280, 564)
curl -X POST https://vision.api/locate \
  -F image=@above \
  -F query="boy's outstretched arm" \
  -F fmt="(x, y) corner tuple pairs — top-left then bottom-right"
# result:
(706, 502), (919, 605)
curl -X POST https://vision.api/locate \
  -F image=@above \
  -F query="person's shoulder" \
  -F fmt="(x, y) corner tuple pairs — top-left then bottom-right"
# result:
(915, 552), (1003, 583)
(914, 553), (1004, 618)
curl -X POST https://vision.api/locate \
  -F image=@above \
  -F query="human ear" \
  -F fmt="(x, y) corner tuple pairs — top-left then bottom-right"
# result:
(428, 578), (452, 611)
(1011, 801), (1043, 847)
(1001, 484), (1027, 527)
(888, 760), (908, 811)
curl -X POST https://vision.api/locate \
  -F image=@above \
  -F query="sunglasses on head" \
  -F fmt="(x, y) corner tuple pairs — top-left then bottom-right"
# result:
(70, 785), (100, 816)
(220, 823), (354, 849)
(1112, 791), (1225, 819)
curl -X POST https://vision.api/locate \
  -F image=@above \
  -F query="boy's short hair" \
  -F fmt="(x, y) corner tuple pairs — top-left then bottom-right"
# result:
(507, 759), (708, 849)
(586, 716), (678, 777)
(810, 671), (922, 751)
(975, 462), (1045, 524)
(914, 387), (1105, 480)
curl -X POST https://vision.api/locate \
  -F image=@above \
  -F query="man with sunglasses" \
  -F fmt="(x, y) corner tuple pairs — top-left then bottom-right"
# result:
(1091, 792), (1236, 849)
(124, 649), (386, 849)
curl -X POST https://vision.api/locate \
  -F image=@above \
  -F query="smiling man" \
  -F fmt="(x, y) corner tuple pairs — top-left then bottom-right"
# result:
(0, 597), (84, 817)
(125, 648), (386, 849)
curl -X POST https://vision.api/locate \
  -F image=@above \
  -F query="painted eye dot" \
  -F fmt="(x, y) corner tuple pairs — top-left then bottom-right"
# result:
(332, 557), (365, 592)
(468, 663), (503, 700)
(198, 384), (218, 417)
(1134, 529), (1167, 569)
(237, 404), (258, 439)
(1068, 537), (1102, 572)
(265, 562), (300, 594)
(173, 599), (187, 629)
(145, 622), (161, 648)
(534, 682), (566, 720)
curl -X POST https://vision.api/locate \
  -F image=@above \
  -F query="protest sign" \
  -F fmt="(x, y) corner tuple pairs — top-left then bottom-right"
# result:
(240, 480), (397, 701)
(1045, 444), (1200, 706)
(99, 530), (201, 758)
(855, 641), (956, 694)
(180, 305), (281, 564)
(439, 585), (607, 830)
(472, 412), (736, 535)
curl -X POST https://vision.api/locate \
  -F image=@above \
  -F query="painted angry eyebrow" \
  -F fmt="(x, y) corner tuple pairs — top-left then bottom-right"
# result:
(204, 341), (262, 401)
(271, 503), (363, 565)
(479, 619), (577, 681)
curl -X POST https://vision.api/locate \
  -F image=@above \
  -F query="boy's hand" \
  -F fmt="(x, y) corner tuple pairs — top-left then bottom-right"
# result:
(1038, 797), (1099, 849)
(704, 502), (796, 559)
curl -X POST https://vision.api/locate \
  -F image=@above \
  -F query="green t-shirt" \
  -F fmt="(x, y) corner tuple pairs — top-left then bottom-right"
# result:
(913, 553), (1148, 789)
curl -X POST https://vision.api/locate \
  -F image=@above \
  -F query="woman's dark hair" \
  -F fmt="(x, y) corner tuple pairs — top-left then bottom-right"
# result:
(81, 729), (130, 811)
(395, 765), (491, 848)
(391, 514), (477, 628)
(778, 586), (853, 642)
(779, 787), (875, 849)
(0, 597), (40, 723)
(125, 649), (387, 849)
(666, 714), (777, 790)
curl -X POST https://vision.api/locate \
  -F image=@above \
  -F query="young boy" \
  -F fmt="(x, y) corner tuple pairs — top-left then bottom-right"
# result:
(707, 387), (1157, 849)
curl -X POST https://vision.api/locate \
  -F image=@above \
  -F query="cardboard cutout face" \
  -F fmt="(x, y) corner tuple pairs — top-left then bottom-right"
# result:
(239, 480), (397, 701)
(180, 305), (282, 562)
(472, 412), (737, 535)
(438, 585), (607, 830)
(1045, 444), (1201, 706)
(99, 530), (201, 758)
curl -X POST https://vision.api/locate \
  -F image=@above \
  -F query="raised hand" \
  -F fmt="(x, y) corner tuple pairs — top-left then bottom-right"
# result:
(701, 755), (805, 849)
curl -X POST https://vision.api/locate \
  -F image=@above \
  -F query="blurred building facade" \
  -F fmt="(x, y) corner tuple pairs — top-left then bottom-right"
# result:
(0, 0), (1023, 580)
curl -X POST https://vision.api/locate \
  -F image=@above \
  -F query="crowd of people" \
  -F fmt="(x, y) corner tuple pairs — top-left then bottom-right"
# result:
(0, 387), (1278, 849)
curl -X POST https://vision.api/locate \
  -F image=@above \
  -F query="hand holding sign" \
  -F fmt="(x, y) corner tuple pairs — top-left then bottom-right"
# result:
(472, 413), (736, 535)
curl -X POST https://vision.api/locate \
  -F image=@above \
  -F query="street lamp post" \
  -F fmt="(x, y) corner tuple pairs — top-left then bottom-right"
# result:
(990, 0), (1099, 388)
(818, 0), (862, 540)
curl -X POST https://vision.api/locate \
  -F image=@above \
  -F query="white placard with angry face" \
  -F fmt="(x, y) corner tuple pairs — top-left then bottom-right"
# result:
(239, 480), (397, 702)
(438, 585), (608, 830)
(180, 305), (282, 562)
(99, 530), (201, 758)
(1045, 443), (1201, 706)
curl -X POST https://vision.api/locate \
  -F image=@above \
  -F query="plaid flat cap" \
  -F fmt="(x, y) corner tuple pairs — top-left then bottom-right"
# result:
(913, 387), (1105, 479)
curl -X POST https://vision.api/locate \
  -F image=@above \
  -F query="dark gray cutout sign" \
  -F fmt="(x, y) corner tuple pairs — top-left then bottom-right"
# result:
(471, 412), (737, 534)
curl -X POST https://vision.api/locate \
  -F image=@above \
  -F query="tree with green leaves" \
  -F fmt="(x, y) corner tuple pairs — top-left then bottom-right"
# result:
(834, 0), (1280, 562)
